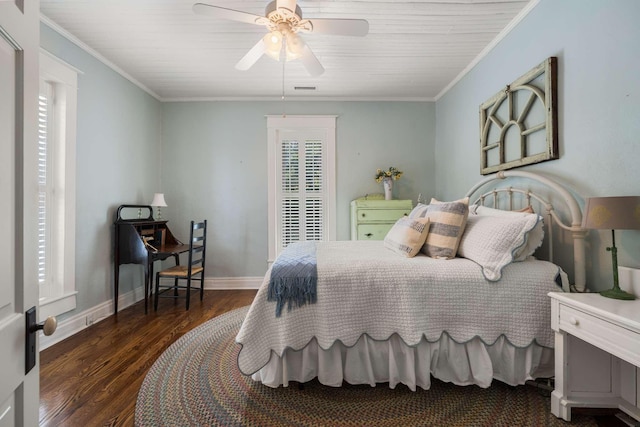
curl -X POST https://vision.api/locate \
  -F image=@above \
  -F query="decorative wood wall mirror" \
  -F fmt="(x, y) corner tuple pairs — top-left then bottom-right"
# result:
(479, 57), (558, 175)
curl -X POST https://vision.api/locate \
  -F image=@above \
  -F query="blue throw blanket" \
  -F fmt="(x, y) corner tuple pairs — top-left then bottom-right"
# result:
(267, 241), (318, 317)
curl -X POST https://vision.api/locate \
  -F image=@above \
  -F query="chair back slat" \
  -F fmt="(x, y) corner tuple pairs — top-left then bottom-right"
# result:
(187, 220), (207, 276)
(154, 219), (207, 311)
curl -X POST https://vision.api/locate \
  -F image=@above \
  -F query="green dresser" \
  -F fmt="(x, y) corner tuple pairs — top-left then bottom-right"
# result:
(350, 197), (413, 240)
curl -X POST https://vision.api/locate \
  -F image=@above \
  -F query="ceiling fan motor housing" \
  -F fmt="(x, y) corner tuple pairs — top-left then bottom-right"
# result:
(265, 0), (302, 18)
(264, 0), (311, 33)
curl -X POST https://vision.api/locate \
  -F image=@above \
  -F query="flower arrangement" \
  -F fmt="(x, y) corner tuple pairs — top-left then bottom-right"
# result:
(374, 166), (403, 183)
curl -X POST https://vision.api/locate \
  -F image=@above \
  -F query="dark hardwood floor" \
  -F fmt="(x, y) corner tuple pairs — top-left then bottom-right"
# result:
(39, 289), (257, 427)
(39, 289), (628, 427)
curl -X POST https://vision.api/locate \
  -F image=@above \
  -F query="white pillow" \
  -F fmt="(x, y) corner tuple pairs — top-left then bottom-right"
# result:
(384, 216), (430, 258)
(458, 213), (542, 281)
(471, 205), (544, 261)
(408, 203), (429, 219)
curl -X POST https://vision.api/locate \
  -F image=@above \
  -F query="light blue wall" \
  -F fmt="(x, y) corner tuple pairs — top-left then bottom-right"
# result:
(161, 101), (435, 277)
(44, 0), (639, 314)
(435, 0), (640, 291)
(40, 21), (435, 316)
(41, 23), (163, 320)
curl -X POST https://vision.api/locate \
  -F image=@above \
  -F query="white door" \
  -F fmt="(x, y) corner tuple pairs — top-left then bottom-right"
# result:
(0, 1), (41, 426)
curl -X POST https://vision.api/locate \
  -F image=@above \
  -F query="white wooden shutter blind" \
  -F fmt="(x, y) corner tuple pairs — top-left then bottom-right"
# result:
(279, 137), (325, 249)
(37, 52), (78, 322)
(304, 140), (323, 241)
(267, 115), (336, 263)
(37, 83), (52, 291)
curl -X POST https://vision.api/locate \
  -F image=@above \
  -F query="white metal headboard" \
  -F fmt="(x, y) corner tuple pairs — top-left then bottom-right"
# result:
(464, 170), (586, 292)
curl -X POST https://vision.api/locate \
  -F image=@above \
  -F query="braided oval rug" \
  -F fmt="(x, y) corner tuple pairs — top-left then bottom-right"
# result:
(135, 306), (597, 427)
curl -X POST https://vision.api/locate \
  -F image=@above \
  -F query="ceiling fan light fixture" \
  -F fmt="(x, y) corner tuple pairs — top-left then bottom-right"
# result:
(284, 31), (305, 60)
(194, 1), (368, 76)
(263, 31), (283, 60)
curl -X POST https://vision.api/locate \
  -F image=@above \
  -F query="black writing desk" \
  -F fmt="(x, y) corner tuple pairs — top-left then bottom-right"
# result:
(114, 205), (189, 314)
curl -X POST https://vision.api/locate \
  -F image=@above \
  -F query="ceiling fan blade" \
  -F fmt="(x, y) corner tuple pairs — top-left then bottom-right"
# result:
(306, 18), (369, 37)
(300, 44), (324, 77)
(276, 0), (297, 14)
(193, 3), (264, 26)
(235, 39), (266, 71)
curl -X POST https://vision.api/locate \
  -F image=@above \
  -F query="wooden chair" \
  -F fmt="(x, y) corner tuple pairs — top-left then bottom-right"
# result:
(153, 220), (207, 311)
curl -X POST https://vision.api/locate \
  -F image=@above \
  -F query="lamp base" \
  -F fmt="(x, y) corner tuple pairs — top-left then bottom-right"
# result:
(600, 287), (636, 300)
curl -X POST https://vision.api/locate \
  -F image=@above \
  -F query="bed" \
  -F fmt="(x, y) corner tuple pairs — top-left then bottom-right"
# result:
(236, 171), (586, 391)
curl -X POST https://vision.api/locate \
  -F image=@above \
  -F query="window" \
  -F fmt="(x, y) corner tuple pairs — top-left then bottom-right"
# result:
(267, 116), (336, 263)
(38, 51), (78, 318)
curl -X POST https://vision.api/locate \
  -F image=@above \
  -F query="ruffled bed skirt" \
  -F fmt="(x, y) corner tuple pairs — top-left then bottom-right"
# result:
(250, 333), (554, 391)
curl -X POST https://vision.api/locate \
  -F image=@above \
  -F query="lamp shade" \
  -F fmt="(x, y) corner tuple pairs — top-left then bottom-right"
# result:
(150, 193), (167, 207)
(582, 196), (640, 230)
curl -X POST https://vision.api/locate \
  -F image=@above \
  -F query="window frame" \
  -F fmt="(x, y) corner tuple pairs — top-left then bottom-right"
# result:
(266, 115), (337, 264)
(38, 50), (78, 318)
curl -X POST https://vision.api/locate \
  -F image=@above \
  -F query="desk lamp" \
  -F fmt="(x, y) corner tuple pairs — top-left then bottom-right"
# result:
(151, 193), (167, 220)
(582, 196), (640, 300)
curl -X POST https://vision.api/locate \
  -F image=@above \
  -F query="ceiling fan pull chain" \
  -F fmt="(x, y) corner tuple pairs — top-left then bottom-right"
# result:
(282, 37), (286, 117)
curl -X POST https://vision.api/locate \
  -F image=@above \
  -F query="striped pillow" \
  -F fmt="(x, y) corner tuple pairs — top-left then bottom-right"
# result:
(384, 216), (430, 258)
(417, 197), (469, 259)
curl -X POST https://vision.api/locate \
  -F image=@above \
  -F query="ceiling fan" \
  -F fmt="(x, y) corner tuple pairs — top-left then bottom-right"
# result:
(193, 1), (369, 76)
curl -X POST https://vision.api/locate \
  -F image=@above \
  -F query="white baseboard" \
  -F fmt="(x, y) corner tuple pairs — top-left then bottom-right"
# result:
(204, 276), (262, 290)
(39, 276), (261, 351)
(39, 286), (145, 351)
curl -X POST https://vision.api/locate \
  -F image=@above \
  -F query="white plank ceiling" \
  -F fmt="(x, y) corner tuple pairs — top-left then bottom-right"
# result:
(40, 0), (535, 101)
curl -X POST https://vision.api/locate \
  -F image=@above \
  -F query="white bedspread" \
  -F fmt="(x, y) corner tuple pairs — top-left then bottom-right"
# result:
(236, 241), (564, 376)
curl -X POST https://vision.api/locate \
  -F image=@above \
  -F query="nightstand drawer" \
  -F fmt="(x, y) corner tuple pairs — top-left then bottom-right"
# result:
(357, 224), (392, 240)
(559, 304), (640, 367)
(356, 209), (410, 222)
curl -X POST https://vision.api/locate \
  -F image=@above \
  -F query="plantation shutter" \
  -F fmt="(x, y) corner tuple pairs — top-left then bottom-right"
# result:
(278, 136), (325, 250)
(38, 51), (79, 320)
(267, 115), (336, 262)
(38, 82), (53, 291)
(304, 139), (323, 241)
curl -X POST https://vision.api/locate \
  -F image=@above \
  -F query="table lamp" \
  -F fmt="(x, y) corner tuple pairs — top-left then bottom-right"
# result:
(582, 196), (640, 300)
(151, 193), (167, 220)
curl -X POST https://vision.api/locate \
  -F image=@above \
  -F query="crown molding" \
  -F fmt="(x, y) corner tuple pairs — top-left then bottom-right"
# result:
(435, 0), (540, 101)
(40, 13), (162, 101)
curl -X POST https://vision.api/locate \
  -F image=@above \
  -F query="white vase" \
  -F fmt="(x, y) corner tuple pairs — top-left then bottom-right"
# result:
(383, 177), (393, 200)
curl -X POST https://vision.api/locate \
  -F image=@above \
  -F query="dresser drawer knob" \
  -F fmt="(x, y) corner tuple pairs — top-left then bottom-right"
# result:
(569, 317), (579, 326)
(365, 233), (373, 237)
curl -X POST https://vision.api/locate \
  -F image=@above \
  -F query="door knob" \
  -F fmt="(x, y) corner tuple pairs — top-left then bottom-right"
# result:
(25, 307), (57, 374)
(31, 316), (58, 336)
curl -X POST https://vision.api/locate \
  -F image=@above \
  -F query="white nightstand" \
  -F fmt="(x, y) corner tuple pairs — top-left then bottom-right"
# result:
(549, 292), (640, 422)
